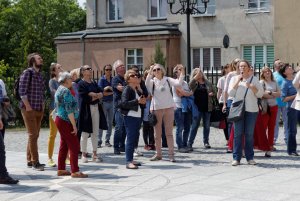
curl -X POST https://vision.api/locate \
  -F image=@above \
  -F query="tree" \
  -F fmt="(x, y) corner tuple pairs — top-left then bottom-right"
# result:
(152, 42), (166, 67)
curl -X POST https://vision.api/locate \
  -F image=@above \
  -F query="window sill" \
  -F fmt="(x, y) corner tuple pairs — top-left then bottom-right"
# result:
(106, 20), (124, 24)
(192, 14), (216, 18)
(244, 9), (270, 14)
(147, 17), (167, 21)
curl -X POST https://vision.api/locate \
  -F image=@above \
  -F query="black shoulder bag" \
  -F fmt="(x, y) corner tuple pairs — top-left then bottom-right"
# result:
(148, 82), (157, 126)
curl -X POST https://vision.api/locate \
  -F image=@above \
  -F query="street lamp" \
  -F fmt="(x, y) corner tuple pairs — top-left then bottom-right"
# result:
(167, 0), (209, 78)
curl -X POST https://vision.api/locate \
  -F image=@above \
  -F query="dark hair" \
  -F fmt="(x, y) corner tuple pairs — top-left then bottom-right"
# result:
(221, 64), (230, 76)
(103, 64), (112, 71)
(279, 63), (290, 78)
(27, 52), (40, 67)
(50, 63), (57, 78)
(238, 59), (251, 69)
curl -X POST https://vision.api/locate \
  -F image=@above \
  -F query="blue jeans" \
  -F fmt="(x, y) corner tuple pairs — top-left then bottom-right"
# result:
(188, 111), (211, 146)
(233, 111), (258, 161)
(113, 110), (126, 150)
(226, 99), (233, 137)
(174, 108), (192, 148)
(274, 106), (288, 143)
(124, 116), (142, 163)
(98, 101), (114, 144)
(287, 107), (297, 154)
(0, 129), (8, 178)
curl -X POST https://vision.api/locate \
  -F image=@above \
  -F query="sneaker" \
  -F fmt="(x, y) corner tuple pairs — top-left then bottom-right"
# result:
(27, 161), (45, 168)
(120, 147), (125, 152)
(134, 149), (143, 157)
(226, 149), (233, 153)
(65, 159), (70, 165)
(247, 160), (257, 165)
(0, 176), (19, 184)
(265, 151), (271, 158)
(92, 155), (103, 163)
(81, 156), (88, 163)
(114, 149), (121, 155)
(178, 147), (189, 153)
(48, 159), (56, 167)
(204, 143), (211, 149)
(105, 141), (112, 147)
(288, 152), (299, 156)
(98, 141), (102, 148)
(150, 154), (162, 161)
(57, 170), (71, 176)
(231, 160), (240, 166)
(32, 162), (45, 171)
(71, 172), (88, 178)
(187, 146), (194, 152)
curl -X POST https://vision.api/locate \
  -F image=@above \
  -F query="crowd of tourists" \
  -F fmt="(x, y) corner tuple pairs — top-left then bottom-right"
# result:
(0, 53), (300, 184)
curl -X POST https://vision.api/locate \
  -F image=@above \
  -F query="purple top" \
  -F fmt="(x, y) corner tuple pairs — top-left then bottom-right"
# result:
(19, 67), (45, 111)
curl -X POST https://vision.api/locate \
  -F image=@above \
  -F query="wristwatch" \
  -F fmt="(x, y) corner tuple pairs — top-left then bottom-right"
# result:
(268, 91), (272, 95)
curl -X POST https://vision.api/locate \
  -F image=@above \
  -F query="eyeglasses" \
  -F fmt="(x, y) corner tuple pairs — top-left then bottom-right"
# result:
(105, 69), (112, 71)
(83, 67), (92, 71)
(153, 68), (161, 72)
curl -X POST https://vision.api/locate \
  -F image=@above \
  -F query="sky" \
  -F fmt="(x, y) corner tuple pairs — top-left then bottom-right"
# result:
(77, 0), (86, 8)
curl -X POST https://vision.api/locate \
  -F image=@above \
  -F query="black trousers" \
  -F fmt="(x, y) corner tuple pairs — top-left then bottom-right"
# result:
(142, 121), (155, 146)
(0, 127), (8, 178)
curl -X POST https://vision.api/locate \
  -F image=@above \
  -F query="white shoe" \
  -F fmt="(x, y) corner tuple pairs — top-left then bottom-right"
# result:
(81, 156), (88, 163)
(92, 155), (103, 163)
(231, 160), (240, 166)
(247, 160), (257, 165)
(134, 150), (143, 157)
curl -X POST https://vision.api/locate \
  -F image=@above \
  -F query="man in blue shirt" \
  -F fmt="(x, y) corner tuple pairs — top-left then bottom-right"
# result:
(273, 59), (288, 145)
(112, 60), (126, 154)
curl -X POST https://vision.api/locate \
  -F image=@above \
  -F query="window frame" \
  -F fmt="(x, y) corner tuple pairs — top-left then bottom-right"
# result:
(192, 47), (221, 71)
(193, 0), (216, 17)
(242, 44), (274, 67)
(245, 0), (270, 14)
(107, 0), (124, 23)
(148, 0), (167, 20)
(126, 48), (144, 70)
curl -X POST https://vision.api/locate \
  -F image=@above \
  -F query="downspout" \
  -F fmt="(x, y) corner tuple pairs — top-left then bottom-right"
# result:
(80, 33), (88, 66)
(93, 0), (97, 28)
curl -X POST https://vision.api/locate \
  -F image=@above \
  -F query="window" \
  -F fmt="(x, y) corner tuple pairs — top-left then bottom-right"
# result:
(246, 0), (270, 13)
(149, 0), (167, 19)
(107, 0), (123, 22)
(126, 49), (143, 69)
(242, 45), (274, 67)
(194, 0), (216, 16)
(192, 48), (221, 71)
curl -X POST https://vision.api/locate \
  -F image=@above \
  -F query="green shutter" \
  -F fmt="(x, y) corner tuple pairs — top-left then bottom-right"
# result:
(243, 46), (252, 62)
(255, 46), (264, 67)
(267, 45), (274, 66)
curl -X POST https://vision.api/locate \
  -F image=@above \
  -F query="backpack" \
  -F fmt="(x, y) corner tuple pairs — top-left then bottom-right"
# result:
(14, 69), (33, 101)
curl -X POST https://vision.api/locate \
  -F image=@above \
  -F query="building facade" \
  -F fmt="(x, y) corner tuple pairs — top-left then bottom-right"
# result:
(55, 0), (275, 75)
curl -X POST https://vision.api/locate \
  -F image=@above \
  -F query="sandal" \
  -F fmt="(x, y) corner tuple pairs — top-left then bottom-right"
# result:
(71, 172), (88, 178)
(150, 154), (162, 161)
(132, 161), (141, 166)
(57, 170), (71, 176)
(126, 163), (138, 169)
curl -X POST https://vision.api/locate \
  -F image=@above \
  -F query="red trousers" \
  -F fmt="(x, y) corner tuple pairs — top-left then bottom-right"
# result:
(261, 105), (278, 148)
(55, 117), (80, 173)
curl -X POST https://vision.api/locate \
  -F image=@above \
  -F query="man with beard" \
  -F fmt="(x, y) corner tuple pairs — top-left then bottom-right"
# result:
(19, 53), (46, 171)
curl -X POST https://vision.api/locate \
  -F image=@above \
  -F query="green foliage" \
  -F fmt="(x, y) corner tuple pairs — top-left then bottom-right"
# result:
(152, 42), (166, 67)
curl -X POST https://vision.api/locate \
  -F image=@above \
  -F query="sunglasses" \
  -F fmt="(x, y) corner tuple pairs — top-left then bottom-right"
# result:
(153, 68), (161, 72)
(129, 74), (140, 78)
(105, 69), (112, 71)
(83, 67), (92, 71)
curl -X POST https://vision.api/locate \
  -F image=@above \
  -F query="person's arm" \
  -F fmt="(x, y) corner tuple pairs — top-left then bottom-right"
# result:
(119, 86), (139, 110)
(281, 81), (296, 102)
(228, 76), (240, 98)
(271, 82), (281, 98)
(78, 81), (93, 103)
(63, 89), (77, 135)
(293, 71), (300, 89)
(19, 70), (32, 111)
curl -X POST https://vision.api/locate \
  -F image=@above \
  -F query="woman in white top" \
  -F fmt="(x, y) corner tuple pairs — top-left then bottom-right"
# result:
(145, 64), (184, 162)
(259, 67), (281, 157)
(228, 60), (264, 166)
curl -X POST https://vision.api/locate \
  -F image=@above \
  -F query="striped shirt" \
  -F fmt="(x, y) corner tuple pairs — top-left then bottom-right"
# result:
(19, 67), (45, 111)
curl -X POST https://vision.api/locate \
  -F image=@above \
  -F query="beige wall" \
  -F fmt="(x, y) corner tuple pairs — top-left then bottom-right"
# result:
(274, 0), (300, 64)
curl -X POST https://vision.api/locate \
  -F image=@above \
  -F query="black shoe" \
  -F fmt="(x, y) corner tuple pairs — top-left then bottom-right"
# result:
(114, 149), (121, 155)
(32, 162), (45, 171)
(204, 143), (211, 149)
(178, 148), (189, 153)
(105, 141), (112, 147)
(265, 152), (271, 158)
(0, 176), (19, 184)
(86, 152), (92, 158)
(288, 152), (299, 156)
(226, 149), (233, 153)
(187, 146), (193, 152)
(27, 161), (45, 168)
(120, 147), (125, 152)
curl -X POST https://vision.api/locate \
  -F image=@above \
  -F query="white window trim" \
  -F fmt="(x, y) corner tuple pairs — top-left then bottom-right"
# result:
(193, 2), (216, 17)
(242, 44), (273, 66)
(126, 49), (143, 69)
(148, 0), (167, 20)
(107, 0), (123, 22)
(245, 0), (270, 14)
(192, 47), (221, 72)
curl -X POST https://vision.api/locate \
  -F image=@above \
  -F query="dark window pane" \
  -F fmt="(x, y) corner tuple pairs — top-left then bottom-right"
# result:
(213, 48), (221, 69)
(108, 0), (116, 20)
(151, 0), (158, 18)
(117, 0), (123, 20)
(193, 49), (200, 68)
(159, 0), (167, 17)
(203, 48), (211, 71)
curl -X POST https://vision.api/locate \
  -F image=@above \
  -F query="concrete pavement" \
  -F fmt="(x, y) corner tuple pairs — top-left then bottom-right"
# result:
(2, 127), (300, 201)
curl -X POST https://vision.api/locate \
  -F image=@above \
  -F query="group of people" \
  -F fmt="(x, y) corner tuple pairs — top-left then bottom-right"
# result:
(1, 52), (300, 184)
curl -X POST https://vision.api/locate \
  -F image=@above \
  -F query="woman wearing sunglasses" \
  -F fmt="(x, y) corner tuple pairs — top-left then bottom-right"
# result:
(119, 70), (146, 169)
(145, 63), (185, 162)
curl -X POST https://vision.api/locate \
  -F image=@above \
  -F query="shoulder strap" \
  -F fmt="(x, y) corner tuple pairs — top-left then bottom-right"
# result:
(166, 79), (173, 96)
(244, 76), (254, 99)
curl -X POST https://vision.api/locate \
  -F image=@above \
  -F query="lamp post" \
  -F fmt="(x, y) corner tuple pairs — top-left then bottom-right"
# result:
(167, 0), (209, 77)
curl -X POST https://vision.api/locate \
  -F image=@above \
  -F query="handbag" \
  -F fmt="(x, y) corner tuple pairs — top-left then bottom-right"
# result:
(98, 103), (108, 130)
(260, 81), (269, 115)
(227, 76), (253, 122)
(210, 96), (225, 122)
(148, 83), (157, 126)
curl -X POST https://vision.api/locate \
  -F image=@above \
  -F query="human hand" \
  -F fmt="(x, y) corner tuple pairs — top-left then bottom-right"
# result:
(71, 125), (77, 135)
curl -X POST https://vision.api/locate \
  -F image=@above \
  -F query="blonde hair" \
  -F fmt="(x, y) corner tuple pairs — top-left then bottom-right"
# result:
(70, 68), (80, 78)
(124, 70), (136, 82)
(260, 66), (274, 81)
(153, 63), (166, 77)
(190, 67), (207, 81)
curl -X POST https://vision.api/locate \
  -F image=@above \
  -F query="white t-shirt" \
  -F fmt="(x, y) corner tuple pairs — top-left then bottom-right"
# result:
(260, 80), (280, 106)
(217, 76), (226, 103)
(172, 81), (190, 108)
(224, 71), (238, 101)
(127, 92), (141, 118)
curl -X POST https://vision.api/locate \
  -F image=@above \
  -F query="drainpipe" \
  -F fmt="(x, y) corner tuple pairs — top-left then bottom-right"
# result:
(93, 0), (97, 28)
(80, 33), (88, 66)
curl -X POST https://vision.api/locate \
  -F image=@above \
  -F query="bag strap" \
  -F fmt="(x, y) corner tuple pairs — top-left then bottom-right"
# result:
(243, 76), (254, 99)
(151, 82), (155, 111)
(166, 78), (173, 97)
